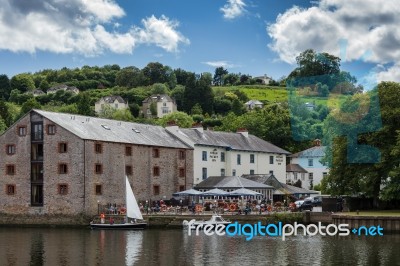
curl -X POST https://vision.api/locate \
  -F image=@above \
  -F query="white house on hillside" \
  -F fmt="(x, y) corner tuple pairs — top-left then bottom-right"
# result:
(47, 84), (80, 94)
(142, 94), (177, 118)
(94, 96), (128, 114)
(289, 140), (328, 189)
(253, 75), (272, 85)
(166, 126), (290, 185)
(245, 100), (264, 110)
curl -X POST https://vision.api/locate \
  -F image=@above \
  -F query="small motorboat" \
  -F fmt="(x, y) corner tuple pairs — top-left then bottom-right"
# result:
(183, 214), (231, 230)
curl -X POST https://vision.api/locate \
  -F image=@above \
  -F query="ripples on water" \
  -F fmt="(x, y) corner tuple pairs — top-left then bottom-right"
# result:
(0, 227), (399, 266)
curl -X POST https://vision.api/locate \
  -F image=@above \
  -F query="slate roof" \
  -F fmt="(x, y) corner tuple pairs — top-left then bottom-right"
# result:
(242, 174), (318, 195)
(178, 128), (290, 154)
(33, 110), (190, 149)
(286, 164), (308, 173)
(48, 84), (68, 92)
(290, 146), (326, 158)
(279, 183), (319, 195)
(243, 174), (283, 189)
(195, 176), (273, 189)
(97, 96), (126, 104)
(245, 100), (263, 105)
(142, 94), (175, 103)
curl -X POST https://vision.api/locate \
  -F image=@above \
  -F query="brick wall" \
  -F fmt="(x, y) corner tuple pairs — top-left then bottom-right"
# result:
(0, 115), (31, 214)
(0, 111), (194, 217)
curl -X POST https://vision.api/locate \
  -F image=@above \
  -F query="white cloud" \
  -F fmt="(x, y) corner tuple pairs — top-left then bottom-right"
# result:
(267, 0), (400, 81)
(220, 0), (247, 20)
(81, 0), (125, 22)
(0, 0), (189, 56)
(133, 15), (190, 52)
(202, 61), (237, 68)
(375, 64), (400, 83)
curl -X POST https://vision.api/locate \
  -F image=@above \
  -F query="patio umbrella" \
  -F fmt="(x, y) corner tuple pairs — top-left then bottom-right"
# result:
(173, 188), (202, 196)
(228, 188), (262, 196)
(201, 188), (229, 196)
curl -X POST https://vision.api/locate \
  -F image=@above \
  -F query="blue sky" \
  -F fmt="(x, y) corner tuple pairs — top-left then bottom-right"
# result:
(0, 0), (399, 85)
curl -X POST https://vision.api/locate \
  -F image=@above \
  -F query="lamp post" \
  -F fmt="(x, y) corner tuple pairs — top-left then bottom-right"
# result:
(241, 196), (244, 213)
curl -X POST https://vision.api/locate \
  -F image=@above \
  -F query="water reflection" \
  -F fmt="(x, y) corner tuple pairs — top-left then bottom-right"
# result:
(0, 227), (399, 265)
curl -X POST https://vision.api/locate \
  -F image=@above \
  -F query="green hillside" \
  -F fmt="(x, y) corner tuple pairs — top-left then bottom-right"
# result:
(213, 85), (346, 107)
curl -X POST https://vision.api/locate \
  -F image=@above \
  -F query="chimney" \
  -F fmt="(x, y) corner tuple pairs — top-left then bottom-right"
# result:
(313, 139), (321, 147)
(166, 120), (177, 126)
(192, 123), (203, 133)
(237, 128), (248, 138)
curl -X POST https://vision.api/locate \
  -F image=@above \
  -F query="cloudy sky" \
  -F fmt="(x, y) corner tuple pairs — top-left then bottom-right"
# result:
(0, 0), (399, 84)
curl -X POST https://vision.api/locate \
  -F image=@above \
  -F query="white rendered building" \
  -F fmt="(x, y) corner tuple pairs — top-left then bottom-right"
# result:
(166, 126), (290, 185)
(289, 140), (328, 189)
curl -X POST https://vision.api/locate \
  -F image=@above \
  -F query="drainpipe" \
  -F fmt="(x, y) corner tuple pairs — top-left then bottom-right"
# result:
(83, 140), (86, 214)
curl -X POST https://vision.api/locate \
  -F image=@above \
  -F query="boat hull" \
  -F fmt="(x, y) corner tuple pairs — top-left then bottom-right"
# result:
(90, 222), (147, 230)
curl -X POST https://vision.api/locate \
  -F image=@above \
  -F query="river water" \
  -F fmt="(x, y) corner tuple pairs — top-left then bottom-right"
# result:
(0, 227), (399, 266)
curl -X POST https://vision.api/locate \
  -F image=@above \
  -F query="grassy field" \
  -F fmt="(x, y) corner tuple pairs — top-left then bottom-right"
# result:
(212, 85), (348, 107)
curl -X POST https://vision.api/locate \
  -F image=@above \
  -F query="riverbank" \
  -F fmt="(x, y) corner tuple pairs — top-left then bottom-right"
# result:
(1, 212), (399, 232)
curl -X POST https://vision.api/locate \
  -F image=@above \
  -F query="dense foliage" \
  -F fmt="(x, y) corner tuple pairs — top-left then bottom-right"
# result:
(0, 51), (399, 202)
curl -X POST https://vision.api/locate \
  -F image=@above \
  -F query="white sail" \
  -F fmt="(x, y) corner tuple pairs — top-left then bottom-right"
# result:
(126, 176), (143, 220)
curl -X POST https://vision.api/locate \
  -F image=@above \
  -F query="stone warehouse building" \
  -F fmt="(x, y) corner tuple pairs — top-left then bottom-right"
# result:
(166, 126), (290, 185)
(0, 110), (193, 216)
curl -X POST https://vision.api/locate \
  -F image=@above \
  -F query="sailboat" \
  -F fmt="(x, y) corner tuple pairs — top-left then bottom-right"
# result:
(90, 176), (147, 229)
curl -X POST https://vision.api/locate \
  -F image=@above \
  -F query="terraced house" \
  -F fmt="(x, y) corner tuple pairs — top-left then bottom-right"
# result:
(0, 110), (193, 216)
(166, 126), (290, 185)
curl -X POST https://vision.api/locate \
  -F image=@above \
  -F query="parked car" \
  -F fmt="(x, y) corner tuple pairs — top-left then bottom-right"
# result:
(298, 200), (313, 211)
(304, 196), (323, 207)
(294, 200), (304, 209)
(312, 197), (322, 207)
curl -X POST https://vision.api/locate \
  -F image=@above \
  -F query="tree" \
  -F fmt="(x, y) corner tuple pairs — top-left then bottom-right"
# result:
(77, 92), (92, 116)
(322, 82), (400, 203)
(213, 97), (232, 115)
(0, 117), (6, 134)
(182, 72), (197, 113)
(174, 68), (191, 86)
(316, 82), (329, 97)
(39, 79), (50, 91)
(289, 49), (341, 78)
(171, 85), (185, 110)
(0, 74), (11, 100)
(231, 98), (244, 116)
(223, 73), (240, 86)
(115, 67), (145, 88)
(10, 73), (35, 93)
(191, 103), (203, 115)
(158, 111), (194, 128)
(129, 103), (141, 117)
(151, 83), (168, 95)
(288, 49), (343, 90)
(196, 73), (214, 114)
(216, 103), (309, 152)
(0, 99), (13, 126)
(149, 102), (157, 116)
(112, 108), (134, 122)
(142, 62), (168, 85)
(213, 67), (228, 86)
(19, 98), (41, 118)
